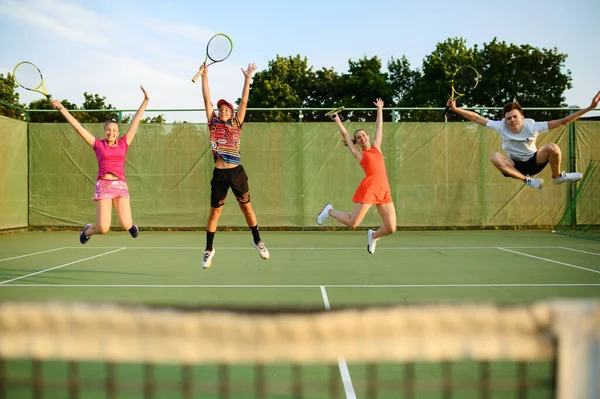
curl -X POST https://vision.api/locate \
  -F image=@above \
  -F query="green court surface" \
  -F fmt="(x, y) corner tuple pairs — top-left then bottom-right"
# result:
(1, 230), (599, 307)
(1, 230), (598, 398)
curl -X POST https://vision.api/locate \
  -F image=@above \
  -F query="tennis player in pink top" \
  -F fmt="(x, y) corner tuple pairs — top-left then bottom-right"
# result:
(50, 86), (149, 244)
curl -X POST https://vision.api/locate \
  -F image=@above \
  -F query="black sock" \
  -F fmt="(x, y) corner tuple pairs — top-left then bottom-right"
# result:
(250, 225), (261, 244)
(206, 231), (215, 251)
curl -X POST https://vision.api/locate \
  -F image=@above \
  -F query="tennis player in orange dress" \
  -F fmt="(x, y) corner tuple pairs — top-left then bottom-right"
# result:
(317, 98), (396, 254)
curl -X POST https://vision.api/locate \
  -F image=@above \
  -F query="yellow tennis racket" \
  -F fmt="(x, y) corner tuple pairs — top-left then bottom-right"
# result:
(325, 106), (345, 117)
(440, 66), (479, 117)
(13, 61), (52, 99)
(191, 33), (234, 83)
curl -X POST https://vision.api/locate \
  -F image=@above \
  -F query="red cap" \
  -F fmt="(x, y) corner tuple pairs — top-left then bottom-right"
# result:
(217, 99), (234, 112)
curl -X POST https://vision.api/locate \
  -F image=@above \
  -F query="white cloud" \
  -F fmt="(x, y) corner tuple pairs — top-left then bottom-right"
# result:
(136, 17), (214, 43)
(0, 0), (115, 47)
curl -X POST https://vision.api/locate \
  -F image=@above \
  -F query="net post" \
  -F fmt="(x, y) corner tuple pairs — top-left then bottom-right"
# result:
(117, 111), (122, 124)
(552, 300), (600, 399)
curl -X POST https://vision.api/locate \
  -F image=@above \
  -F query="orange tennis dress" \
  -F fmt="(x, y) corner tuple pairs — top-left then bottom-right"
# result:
(352, 147), (392, 204)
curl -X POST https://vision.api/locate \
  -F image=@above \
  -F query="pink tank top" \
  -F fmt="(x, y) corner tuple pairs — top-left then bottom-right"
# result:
(93, 136), (129, 181)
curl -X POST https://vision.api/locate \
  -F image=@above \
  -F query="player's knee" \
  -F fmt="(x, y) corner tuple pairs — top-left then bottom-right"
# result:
(548, 143), (561, 155)
(349, 220), (361, 229)
(388, 224), (397, 234)
(96, 225), (110, 235)
(490, 152), (502, 165)
(209, 207), (223, 219)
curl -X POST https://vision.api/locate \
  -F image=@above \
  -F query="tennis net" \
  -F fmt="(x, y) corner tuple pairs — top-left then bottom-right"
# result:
(0, 300), (598, 398)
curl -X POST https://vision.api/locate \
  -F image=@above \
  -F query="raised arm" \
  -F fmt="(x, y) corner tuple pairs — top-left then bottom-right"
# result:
(547, 90), (600, 129)
(236, 63), (257, 125)
(125, 86), (149, 145)
(200, 64), (214, 121)
(332, 113), (361, 162)
(51, 100), (95, 147)
(447, 98), (489, 126)
(372, 98), (384, 150)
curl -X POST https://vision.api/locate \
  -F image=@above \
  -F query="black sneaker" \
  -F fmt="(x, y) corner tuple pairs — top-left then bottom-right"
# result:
(80, 224), (91, 244)
(129, 224), (139, 238)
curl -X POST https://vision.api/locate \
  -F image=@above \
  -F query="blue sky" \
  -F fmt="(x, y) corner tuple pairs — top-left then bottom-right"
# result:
(1, 0), (598, 122)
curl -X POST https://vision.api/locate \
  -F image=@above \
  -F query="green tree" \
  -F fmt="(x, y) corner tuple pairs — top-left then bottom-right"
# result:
(79, 92), (118, 123)
(0, 73), (26, 120)
(247, 55), (316, 122)
(121, 114), (166, 124)
(474, 38), (571, 120)
(27, 98), (78, 122)
(301, 66), (344, 122)
(400, 37), (572, 121)
(341, 56), (396, 121)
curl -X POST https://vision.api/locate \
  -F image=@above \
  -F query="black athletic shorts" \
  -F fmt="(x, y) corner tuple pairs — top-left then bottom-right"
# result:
(502, 152), (548, 177)
(210, 165), (250, 208)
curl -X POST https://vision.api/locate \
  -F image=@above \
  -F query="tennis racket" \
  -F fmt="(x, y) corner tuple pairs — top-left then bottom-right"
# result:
(325, 106), (345, 117)
(13, 61), (52, 99)
(440, 66), (479, 117)
(191, 33), (234, 83)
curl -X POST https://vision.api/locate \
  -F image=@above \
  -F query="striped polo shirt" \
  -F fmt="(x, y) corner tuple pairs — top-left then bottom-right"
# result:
(208, 112), (242, 165)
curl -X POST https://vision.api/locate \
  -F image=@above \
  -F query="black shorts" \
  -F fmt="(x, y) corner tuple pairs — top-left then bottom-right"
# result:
(502, 152), (548, 177)
(210, 165), (250, 208)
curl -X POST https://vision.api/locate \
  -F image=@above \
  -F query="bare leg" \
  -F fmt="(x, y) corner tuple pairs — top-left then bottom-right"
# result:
(536, 143), (561, 178)
(329, 203), (372, 228)
(373, 203), (397, 239)
(113, 197), (134, 231)
(206, 206), (223, 232)
(85, 199), (112, 236)
(490, 152), (526, 182)
(238, 202), (258, 227)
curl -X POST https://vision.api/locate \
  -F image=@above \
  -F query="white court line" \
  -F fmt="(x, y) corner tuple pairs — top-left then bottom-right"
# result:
(63, 246), (562, 250)
(0, 247), (66, 262)
(559, 247), (600, 256)
(2, 283), (599, 288)
(498, 248), (600, 275)
(0, 248), (127, 285)
(320, 286), (356, 399)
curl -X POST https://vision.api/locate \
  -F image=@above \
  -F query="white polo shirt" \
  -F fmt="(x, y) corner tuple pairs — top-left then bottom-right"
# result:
(486, 119), (549, 162)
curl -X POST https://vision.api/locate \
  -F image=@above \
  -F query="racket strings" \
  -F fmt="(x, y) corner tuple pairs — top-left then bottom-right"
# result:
(207, 36), (232, 62)
(452, 67), (479, 96)
(14, 63), (43, 89)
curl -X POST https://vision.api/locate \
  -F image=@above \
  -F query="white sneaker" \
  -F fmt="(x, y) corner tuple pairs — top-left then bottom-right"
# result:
(367, 229), (379, 254)
(317, 203), (333, 225)
(253, 241), (270, 260)
(202, 249), (215, 269)
(553, 171), (582, 184)
(525, 176), (543, 189)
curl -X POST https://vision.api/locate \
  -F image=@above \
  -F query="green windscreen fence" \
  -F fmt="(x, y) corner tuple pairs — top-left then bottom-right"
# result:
(23, 120), (598, 229)
(0, 116), (28, 229)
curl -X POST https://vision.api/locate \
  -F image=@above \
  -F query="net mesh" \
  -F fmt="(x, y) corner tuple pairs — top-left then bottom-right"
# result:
(553, 160), (600, 240)
(207, 35), (232, 61)
(1, 300), (598, 398)
(14, 62), (43, 89)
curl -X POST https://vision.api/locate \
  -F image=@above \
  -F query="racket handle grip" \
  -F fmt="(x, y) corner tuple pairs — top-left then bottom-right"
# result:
(440, 106), (450, 118)
(191, 66), (205, 83)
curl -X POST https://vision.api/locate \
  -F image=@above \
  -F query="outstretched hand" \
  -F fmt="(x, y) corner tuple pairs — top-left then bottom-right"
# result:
(140, 85), (149, 101)
(373, 98), (384, 109)
(242, 63), (257, 77)
(590, 90), (600, 109)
